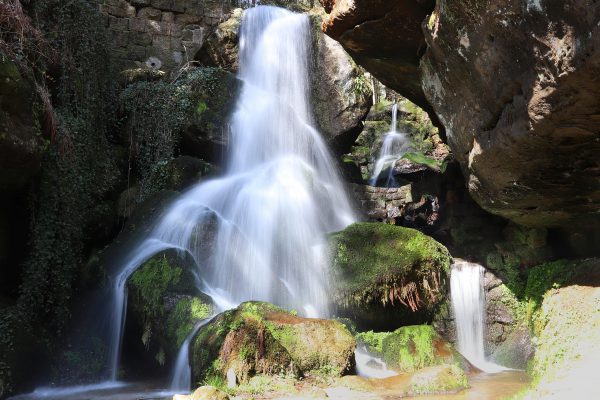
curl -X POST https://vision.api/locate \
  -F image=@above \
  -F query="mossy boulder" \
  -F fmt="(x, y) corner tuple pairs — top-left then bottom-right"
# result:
(329, 222), (451, 330)
(127, 250), (213, 365)
(175, 385), (230, 400)
(408, 364), (468, 395)
(191, 302), (356, 385)
(381, 325), (466, 373)
(521, 259), (600, 399)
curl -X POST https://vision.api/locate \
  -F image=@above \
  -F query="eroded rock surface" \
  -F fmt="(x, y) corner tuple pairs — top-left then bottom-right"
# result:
(320, 0), (435, 113)
(421, 1), (600, 227)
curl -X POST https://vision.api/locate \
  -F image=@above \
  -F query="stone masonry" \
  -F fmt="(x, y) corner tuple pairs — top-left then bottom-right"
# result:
(97, 0), (241, 70)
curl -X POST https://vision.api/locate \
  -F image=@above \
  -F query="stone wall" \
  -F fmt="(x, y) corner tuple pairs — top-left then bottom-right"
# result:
(349, 183), (440, 228)
(97, 0), (239, 70)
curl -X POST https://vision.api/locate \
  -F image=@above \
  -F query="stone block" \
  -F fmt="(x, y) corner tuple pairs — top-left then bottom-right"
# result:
(138, 7), (162, 21)
(129, 18), (147, 33)
(147, 20), (171, 35)
(191, 28), (204, 44)
(132, 32), (153, 46)
(109, 15), (129, 31)
(175, 13), (203, 25)
(150, 0), (173, 10)
(162, 12), (175, 23)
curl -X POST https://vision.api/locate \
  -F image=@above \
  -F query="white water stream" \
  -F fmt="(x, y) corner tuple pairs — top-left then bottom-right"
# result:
(369, 104), (411, 187)
(450, 261), (507, 373)
(103, 4), (356, 393)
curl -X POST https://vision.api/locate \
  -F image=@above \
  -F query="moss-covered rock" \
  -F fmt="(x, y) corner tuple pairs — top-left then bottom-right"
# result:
(175, 385), (230, 400)
(381, 325), (464, 373)
(408, 364), (468, 395)
(191, 302), (355, 385)
(520, 259), (600, 399)
(127, 250), (213, 365)
(329, 222), (451, 330)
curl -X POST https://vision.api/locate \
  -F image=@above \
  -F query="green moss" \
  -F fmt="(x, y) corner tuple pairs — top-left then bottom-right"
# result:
(524, 259), (594, 333)
(130, 255), (182, 318)
(401, 152), (447, 172)
(167, 297), (211, 347)
(356, 331), (392, 355)
(330, 223), (451, 308)
(382, 325), (439, 372)
(409, 364), (468, 395)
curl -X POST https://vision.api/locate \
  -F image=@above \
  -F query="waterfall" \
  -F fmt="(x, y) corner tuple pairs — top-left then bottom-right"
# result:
(355, 345), (397, 379)
(170, 319), (212, 392)
(450, 261), (506, 373)
(368, 104), (411, 187)
(105, 5), (355, 385)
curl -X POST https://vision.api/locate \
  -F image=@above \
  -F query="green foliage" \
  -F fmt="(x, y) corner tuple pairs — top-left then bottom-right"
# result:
(402, 152), (447, 172)
(120, 67), (235, 202)
(352, 74), (370, 96)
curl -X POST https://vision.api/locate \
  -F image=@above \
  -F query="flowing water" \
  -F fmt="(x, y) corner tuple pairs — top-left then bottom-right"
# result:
(355, 345), (398, 379)
(369, 104), (411, 187)
(169, 319), (213, 392)
(450, 261), (506, 373)
(102, 3), (355, 390)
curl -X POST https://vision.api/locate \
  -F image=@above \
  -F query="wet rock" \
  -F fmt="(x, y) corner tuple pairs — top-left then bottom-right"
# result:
(196, 8), (243, 72)
(191, 302), (356, 384)
(127, 250), (214, 362)
(329, 222), (451, 330)
(381, 325), (467, 373)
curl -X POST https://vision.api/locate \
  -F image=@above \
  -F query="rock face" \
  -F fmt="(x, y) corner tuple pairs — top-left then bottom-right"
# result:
(320, 0), (436, 113)
(420, 1), (600, 228)
(329, 223), (451, 330)
(310, 12), (372, 153)
(191, 302), (356, 384)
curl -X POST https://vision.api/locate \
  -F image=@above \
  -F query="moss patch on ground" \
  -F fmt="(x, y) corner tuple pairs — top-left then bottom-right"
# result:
(330, 223), (451, 311)
(409, 364), (468, 395)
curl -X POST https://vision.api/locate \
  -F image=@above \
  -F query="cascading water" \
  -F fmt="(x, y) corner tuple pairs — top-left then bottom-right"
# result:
(450, 260), (506, 373)
(369, 104), (411, 187)
(355, 345), (397, 379)
(105, 4), (355, 390)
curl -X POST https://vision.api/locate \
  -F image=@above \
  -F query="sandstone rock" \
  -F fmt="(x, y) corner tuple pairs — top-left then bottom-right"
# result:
(175, 385), (230, 400)
(196, 8), (243, 72)
(191, 302), (356, 384)
(320, 0), (436, 114)
(310, 12), (372, 154)
(420, 1), (600, 228)
(409, 364), (468, 395)
(329, 222), (451, 330)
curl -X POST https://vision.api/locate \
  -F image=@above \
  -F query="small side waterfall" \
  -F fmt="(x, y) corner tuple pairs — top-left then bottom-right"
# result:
(355, 345), (397, 379)
(170, 319), (212, 392)
(450, 261), (506, 373)
(369, 104), (411, 187)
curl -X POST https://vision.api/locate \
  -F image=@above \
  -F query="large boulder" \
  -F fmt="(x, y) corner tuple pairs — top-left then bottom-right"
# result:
(420, 1), (600, 228)
(191, 302), (356, 384)
(320, 0), (436, 115)
(329, 223), (451, 330)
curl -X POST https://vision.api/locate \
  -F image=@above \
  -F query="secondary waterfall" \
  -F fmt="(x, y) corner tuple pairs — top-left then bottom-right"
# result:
(369, 104), (411, 187)
(450, 261), (506, 373)
(106, 5), (355, 385)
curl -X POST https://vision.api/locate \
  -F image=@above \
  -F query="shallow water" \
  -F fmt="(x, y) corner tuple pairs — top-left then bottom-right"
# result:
(375, 370), (529, 400)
